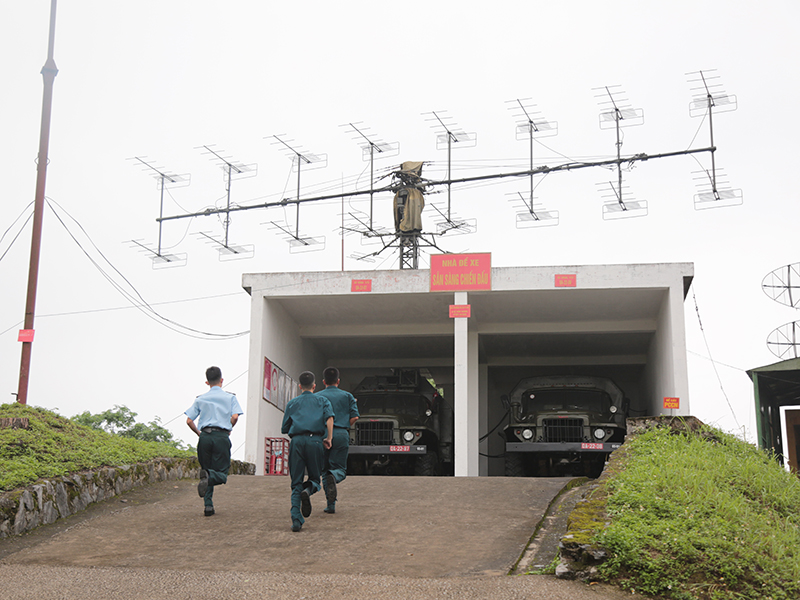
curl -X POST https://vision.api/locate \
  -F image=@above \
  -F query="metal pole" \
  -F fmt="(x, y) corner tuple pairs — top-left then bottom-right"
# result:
(708, 94), (718, 196)
(296, 156), (301, 238)
(529, 123), (534, 211)
(447, 134), (452, 221)
(369, 144), (374, 230)
(18, 0), (58, 404)
(616, 109), (623, 207)
(224, 164), (232, 247)
(157, 175), (165, 255)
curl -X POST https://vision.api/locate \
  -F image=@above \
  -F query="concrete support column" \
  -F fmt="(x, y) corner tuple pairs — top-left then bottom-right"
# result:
(454, 292), (479, 476)
(245, 294), (264, 473)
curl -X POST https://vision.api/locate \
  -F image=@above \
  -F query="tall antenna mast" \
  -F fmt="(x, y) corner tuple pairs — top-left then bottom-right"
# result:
(17, 0), (58, 405)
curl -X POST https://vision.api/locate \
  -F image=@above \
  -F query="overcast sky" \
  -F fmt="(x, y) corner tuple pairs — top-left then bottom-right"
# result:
(1, 1), (798, 458)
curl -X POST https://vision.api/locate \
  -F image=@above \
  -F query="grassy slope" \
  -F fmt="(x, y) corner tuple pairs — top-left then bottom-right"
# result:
(589, 426), (800, 600)
(0, 402), (194, 492)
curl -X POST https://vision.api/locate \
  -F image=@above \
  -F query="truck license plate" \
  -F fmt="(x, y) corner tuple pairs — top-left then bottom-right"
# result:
(581, 443), (604, 450)
(389, 445), (410, 452)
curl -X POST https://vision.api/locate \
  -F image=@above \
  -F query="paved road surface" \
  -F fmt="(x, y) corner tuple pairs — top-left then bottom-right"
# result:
(0, 475), (640, 599)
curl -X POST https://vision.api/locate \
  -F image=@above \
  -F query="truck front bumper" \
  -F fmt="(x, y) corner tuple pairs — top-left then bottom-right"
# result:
(348, 445), (427, 455)
(506, 442), (621, 453)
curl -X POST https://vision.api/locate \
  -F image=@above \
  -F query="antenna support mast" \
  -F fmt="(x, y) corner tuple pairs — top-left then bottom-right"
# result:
(17, 0), (58, 405)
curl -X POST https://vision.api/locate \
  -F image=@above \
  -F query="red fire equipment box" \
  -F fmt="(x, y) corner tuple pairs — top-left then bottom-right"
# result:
(265, 437), (289, 476)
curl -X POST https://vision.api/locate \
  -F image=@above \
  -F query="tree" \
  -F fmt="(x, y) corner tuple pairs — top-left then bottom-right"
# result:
(73, 404), (186, 449)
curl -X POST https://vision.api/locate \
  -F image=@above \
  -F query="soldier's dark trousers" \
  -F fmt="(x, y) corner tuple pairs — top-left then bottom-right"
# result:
(289, 434), (324, 526)
(197, 430), (231, 508)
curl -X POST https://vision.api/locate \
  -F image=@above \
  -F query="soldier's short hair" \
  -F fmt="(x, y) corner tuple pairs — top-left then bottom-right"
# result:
(206, 366), (222, 384)
(323, 367), (339, 385)
(298, 371), (315, 389)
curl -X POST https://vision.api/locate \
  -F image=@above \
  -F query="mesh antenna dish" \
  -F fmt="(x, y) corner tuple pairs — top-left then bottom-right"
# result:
(127, 156), (190, 269)
(195, 145), (256, 261)
(686, 70), (742, 210)
(762, 263), (800, 308)
(767, 321), (800, 360)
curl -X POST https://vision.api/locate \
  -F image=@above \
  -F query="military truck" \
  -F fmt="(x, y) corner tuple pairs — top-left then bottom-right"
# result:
(347, 369), (453, 476)
(501, 375), (629, 478)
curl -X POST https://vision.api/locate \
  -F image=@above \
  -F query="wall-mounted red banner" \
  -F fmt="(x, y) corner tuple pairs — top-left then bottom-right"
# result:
(449, 304), (471, 318)
(351, 279), (372, 292)
(18, 330), (35, 343)
(663, 397), (680, 410)
(430, 253), (491, 291)
(555, 274), (577, 288)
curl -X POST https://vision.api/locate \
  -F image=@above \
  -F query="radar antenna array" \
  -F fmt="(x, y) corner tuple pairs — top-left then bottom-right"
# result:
(195, 145), (256, 261)
(138, 70), (739, 271)
(127, 156), (190, 269)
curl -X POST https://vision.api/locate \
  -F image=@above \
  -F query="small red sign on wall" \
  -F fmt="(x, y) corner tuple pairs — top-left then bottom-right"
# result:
(663, 397), (680, 410)
(351, 279), (372, 292)
(18, 329), (35, 343)
(449, 304), (471, 319)
(555, 274), (577, 288)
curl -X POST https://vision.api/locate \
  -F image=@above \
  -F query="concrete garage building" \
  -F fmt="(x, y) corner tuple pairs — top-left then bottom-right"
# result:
(242, 261), (694, 477)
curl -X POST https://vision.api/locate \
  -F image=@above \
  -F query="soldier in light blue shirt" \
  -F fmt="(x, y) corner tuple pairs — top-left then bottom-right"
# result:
(185, 366), (243, 517)
(281, 371), (333, 532)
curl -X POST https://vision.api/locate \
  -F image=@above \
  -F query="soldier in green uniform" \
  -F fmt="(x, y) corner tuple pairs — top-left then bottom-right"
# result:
(317, 367), (360, 514)
(281, 371), (333, 532)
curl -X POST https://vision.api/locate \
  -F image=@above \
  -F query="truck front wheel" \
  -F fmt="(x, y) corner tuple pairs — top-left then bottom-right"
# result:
(414, 452), (438, 476)
(505, 453), (526, 477)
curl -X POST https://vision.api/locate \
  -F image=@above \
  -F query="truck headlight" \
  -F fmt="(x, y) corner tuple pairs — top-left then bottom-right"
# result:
(593, 428), (606, 440)
(609, 406), (618, 414)
(403, 430), (415, 442)
(522, 428), (534, 440)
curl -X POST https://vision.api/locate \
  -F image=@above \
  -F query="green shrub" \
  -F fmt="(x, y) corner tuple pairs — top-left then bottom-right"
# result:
(0, 403), (193, 492)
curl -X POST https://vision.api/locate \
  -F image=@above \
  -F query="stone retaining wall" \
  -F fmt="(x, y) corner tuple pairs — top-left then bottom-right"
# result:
(0, 458), (255, 539)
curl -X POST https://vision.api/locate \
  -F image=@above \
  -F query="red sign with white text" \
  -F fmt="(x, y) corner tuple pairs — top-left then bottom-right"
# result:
(555, 274), (577, 288)
(351, 279), (372, 292)
(18, 330), (34, 343)
(449, 305), (471, 319)
(663, 397), (680, 410)
(430, 253), (491, 291)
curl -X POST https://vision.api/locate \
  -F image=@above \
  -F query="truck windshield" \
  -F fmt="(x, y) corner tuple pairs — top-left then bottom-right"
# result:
(521, 388), (611, 414)
(357, 393), (429, 417)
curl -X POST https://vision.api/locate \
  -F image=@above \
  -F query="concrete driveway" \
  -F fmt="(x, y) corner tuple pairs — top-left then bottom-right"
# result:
(0, 475), (640, 599)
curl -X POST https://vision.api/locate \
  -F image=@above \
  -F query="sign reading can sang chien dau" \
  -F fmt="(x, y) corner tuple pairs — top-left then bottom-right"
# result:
(430, 253), (491, 291)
